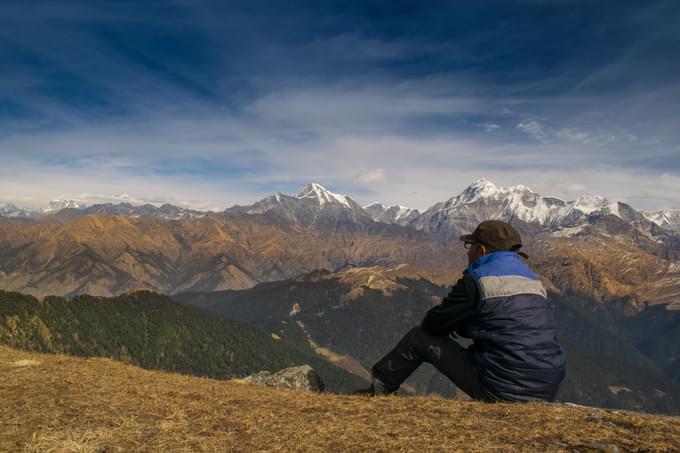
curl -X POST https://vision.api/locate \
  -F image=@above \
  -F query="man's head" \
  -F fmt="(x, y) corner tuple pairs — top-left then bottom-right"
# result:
(460, 220), (527, 264)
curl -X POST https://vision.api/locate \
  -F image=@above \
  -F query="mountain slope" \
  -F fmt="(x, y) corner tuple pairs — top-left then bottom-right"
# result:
(0, 213), (457, 297)
(176, 266), (680, 414)
(621, 305), (680, 381)
(3, 346), (679, 452)
(177, 265), (450, 393)
(0, 290), (363, 392)
(530, 234), (680, 312)
(644, 209), (680, 232)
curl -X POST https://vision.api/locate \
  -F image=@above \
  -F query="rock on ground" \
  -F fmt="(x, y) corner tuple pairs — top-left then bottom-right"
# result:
(241, 365), (325, 392)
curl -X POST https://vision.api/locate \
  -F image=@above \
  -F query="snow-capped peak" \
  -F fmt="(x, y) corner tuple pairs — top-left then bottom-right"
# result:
(364, 202), (386, 211)
(450, 178), (519, 206)
(573, 196), (610, 214)
(643, 208), (680, 231)
(0, 203), (39, 218)
(0, 203), (19, 211)
(40, 199), (88, 213)
(418, 178), (629, 227)
(364, 202), (420, 225)
(297, 183), (351, 208)
(454, 178), (539, 204)
(463, 178), (499, 197)
(510, 184), (534, 194)
(391, 205), (418, 222)
(607, 201), (622, 218)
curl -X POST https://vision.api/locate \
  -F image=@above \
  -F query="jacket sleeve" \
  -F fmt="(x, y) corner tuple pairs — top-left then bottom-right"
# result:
(421, 274), (479, 336)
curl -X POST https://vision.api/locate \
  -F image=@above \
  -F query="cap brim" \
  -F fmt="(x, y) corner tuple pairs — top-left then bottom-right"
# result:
(459, 234), (475, 242)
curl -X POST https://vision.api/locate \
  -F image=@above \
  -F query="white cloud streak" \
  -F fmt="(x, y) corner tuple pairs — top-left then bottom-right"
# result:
(1, 80), (680, 212)
(517, 120), (551, 142)
(358, 168), (387, 184)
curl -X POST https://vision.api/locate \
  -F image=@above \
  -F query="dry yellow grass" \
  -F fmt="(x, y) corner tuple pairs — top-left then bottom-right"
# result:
(1, 346), (679, 452)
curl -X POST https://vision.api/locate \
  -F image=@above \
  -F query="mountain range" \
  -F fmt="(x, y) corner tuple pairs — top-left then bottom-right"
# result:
(1, 179), (679, 299)
(0, 200), (87, 218)
(3, 178), (680, 234)
(0, 202), (207, 221)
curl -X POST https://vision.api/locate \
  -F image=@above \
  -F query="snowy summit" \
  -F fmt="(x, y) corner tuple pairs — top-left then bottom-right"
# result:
(297, 183), (351, 208)
(416, 178), (626, 229)
(363, 202), (420, 225)
(41, 199), (88, 213)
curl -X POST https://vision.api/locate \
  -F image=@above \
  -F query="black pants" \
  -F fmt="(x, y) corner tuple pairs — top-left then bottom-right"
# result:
(372, 325), (491, 401)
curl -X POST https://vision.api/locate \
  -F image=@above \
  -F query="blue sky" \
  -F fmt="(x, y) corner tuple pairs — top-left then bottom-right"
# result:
(1, 0), (679, 211)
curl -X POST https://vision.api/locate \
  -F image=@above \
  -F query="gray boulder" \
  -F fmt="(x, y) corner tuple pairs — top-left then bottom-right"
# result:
(241, 365), (325, 392)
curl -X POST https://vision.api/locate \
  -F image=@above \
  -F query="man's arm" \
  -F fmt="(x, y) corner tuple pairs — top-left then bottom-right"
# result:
(421, 274), (479, 336)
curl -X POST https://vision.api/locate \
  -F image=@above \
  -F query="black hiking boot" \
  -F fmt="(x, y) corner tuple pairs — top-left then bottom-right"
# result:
(352, 375), (397, 396)
(352, 384), (378, 396)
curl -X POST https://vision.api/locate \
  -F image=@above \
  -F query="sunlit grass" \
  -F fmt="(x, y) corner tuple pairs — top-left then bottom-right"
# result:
(2, 346), (678, 452)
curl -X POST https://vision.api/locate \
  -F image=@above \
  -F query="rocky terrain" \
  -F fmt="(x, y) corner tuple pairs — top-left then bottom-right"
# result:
(2, 346), (679, 452)
(240, 364), (325, 392)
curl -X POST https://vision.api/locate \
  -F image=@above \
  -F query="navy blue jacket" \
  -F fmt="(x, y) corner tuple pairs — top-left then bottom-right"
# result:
(423, 252), (566, 402)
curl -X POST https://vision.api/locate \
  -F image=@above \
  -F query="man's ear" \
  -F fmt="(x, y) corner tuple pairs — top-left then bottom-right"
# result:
(479, 244), (488, 256)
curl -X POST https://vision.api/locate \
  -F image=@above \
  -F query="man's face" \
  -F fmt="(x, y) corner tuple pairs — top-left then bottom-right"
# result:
(466, 242), (487, 265)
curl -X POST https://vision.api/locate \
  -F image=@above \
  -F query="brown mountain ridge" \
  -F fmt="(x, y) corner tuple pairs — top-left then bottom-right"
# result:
(0, 213), (457, 298)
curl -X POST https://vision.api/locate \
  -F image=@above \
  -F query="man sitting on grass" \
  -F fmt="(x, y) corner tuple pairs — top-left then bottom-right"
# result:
(357, 220), (566, 401)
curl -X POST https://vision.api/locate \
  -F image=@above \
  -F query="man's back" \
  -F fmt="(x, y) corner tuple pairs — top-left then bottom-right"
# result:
(462, 252), (566, 402)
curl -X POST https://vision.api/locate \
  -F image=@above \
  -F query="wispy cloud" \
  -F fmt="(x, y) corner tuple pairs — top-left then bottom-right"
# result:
(516, 117), (637, 147)
(358, 168), (387, 184)
(517, 120), (551, 142)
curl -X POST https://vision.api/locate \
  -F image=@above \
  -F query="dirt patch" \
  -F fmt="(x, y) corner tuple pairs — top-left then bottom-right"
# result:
(12, 359), (42, 367)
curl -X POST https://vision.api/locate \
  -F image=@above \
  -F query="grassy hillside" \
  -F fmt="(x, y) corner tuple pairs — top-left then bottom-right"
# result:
(2, 346), (679, 452)
(0, 290), (364, 392)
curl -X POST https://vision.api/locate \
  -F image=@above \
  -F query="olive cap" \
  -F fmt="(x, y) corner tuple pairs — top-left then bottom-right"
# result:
(460, 220), (528, 258)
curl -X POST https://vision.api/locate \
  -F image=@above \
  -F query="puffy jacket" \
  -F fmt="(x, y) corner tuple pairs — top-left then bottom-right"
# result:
(460, 252), (566, 402)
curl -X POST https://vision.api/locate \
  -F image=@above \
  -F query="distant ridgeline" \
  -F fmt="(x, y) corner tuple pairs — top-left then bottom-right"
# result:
(0, 290), (364, 392)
